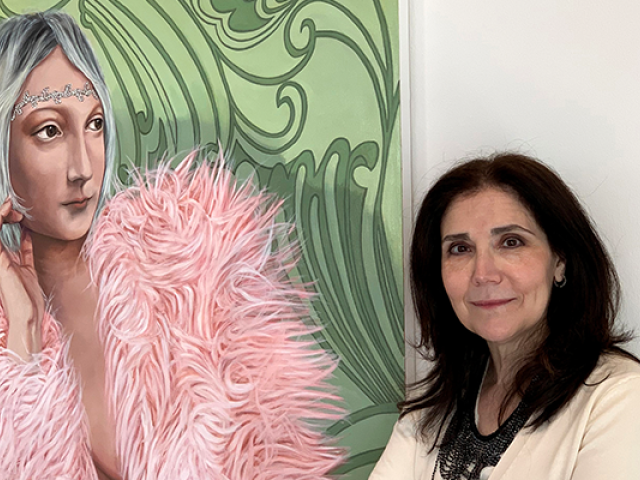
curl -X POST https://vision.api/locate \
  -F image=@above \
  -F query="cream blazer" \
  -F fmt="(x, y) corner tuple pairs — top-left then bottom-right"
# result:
(370, 354), (640, 480)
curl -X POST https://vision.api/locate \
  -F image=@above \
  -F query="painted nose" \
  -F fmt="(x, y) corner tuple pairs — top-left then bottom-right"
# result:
(67, 134), (93, 183)
(472, 249), (501, 284)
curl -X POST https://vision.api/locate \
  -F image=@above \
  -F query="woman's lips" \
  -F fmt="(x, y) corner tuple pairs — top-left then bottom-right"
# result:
(470, 298), (514, 308)
(63, 196), (91, 209)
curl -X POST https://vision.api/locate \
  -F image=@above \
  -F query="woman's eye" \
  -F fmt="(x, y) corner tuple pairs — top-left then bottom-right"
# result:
(87, 117), (104, 132)
(34, 124), (61, 140)
(449, 244), (470, 255)
(502, 237), (523, 248)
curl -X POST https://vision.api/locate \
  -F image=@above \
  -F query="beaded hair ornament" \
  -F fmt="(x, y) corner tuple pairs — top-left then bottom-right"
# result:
(11, 83), (98, 121)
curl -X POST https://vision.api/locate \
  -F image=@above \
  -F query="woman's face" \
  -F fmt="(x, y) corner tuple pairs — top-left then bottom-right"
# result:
(9, 46), (105, 242)
(440, 187), (565, 354)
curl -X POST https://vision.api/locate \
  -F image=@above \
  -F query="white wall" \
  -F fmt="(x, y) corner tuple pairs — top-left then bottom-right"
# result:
(404, 0), (640, 379)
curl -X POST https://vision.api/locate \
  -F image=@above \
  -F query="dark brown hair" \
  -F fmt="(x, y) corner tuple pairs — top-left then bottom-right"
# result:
(402, 152), (634, 446)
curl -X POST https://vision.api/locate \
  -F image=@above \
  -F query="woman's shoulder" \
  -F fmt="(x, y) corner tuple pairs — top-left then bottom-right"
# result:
(369, 409), (441, 479)
(578, 351), (640, 407)
(588, 351), (640, 384)
(394, 410), (423, 439)
(394, 407), (447, 447)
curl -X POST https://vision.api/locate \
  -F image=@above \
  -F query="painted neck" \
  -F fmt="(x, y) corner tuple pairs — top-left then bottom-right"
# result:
(29, 230), (89, 298)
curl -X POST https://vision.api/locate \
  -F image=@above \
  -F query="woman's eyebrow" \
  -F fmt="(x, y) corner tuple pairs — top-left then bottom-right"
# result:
(88, 103), (103, 116)
(18, 106), (63, 124)
(441, 225), (536, 244)
(441, 233), (470, 244)
(490, 224), (535, 236)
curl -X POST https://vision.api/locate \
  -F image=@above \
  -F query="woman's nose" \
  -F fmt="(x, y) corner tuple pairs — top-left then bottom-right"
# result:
(472, 248), (501, 284)
(67, 134), (93, 183)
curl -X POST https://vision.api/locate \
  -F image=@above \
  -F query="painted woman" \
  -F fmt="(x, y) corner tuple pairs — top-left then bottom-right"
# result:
(0, 11), (342, 480)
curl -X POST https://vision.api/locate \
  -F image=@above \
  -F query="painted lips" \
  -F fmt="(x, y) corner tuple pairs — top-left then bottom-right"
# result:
(63, 196), (91, 209)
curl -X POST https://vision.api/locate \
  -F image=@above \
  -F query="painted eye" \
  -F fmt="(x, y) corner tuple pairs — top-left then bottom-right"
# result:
(87, 117), (104, 132)
(35, 124), (61, 140)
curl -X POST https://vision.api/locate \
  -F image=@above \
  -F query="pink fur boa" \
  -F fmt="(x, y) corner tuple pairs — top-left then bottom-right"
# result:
(0, 310), (97, 480)
(0, 152), (344, 479)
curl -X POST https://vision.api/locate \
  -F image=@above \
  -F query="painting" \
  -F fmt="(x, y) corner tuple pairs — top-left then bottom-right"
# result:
(0, 1), (404, 478)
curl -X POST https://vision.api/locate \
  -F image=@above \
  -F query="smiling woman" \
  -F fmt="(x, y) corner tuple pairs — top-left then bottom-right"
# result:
(440, 188), (565, 373)
(370, 153), (640, 480)
(0, 11), (343, 480)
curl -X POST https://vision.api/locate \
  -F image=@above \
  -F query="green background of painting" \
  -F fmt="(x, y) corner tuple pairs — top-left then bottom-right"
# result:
(4, 1), (404, 477)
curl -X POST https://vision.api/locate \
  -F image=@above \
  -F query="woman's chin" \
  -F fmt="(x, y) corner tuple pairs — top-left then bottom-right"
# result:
(479, 328), (544, 356)
(23, 222), (91, 244)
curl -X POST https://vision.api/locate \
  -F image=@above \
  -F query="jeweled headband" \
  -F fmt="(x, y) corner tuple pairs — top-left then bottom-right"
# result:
(11, 83), (99, 121)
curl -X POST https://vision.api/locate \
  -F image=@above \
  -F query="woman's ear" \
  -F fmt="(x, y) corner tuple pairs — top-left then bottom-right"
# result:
(553, 255), (566, 284)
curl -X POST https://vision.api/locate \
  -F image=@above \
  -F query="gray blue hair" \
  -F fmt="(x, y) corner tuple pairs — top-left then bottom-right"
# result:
(0, 11), (116, 249)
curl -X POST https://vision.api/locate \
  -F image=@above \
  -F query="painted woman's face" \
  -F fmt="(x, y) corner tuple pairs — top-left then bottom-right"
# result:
(9, 46), (105, 242)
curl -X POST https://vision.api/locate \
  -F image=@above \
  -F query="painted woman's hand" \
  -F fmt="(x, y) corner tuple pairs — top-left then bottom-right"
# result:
(0, 198), (44, 361)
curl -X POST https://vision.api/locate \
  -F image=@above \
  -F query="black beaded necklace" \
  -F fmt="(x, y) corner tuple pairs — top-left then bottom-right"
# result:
(431, 374), (531, 480)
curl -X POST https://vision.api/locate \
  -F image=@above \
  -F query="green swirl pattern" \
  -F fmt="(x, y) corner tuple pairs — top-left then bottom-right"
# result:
(8, 1), (403, 477)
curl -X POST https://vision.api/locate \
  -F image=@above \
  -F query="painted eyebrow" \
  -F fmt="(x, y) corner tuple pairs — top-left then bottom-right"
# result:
(20, 105), (72, 123)
(22, 103), (103, 123)
(441, 224), (535, 244)
(87, 104), (104, 117)
(21, 105), (61, 117)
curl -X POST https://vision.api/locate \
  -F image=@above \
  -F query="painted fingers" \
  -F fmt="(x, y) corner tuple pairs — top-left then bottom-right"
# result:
(0, 198), (44, 361)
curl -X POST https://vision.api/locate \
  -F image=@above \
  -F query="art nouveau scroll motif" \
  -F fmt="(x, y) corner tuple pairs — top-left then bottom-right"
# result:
(3, 1), (403, 477)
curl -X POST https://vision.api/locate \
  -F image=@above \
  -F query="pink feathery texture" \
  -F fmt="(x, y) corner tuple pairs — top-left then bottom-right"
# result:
(0, 308), (97, 480)
(86, 151), (345, 479)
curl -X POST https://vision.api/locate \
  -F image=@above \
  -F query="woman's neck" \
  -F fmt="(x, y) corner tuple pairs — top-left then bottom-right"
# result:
(476, 352), (526, 435)
(487, 348), (522, 388)
(29, 231), (89, 299)
(486, 326), (547, 388)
